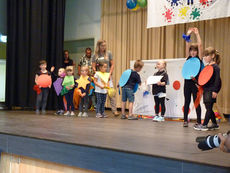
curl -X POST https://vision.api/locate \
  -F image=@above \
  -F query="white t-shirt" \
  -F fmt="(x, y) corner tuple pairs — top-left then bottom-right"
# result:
(94, 72), (107, 94)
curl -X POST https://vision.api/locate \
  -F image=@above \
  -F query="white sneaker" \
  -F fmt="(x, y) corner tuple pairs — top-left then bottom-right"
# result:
(157, 116), (165, 122)
(70, 111), (75, 116)
(152, 115), (159, 121)
(82, 112), (88, 117)
(64, 111), (70, 116)
(78, 112), (83, 117)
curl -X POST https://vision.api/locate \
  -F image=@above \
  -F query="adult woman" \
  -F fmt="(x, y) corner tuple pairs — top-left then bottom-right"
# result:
(92, 40), (119, 116)
(63, 50), (74, 68)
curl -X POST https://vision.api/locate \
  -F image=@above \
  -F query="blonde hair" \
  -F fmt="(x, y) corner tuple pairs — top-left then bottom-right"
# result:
(204, 47), (221, 65)
(159, 60), (167, 69)
(95, 40), (108, 60)
(81, 65), (89, 71)
(134, 60), (144, 69)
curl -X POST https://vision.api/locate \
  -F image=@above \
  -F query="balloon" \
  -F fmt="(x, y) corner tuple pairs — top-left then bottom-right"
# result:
(198, 65), (214, 86)
(37, 74), (52, 88)
(182, 57), (201, 79)
(126, 0), (137, 9)
(132, 4), (139, 11)
(137, 0), (147, 8)
(119, 69), (132, 87)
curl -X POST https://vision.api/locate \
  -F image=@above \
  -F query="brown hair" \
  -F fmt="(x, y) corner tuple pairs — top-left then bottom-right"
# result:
(134, 60), (144, 69)
(98, 61), (107, 69)
(95, 40), (108, 59)
(189, 44), (199, 53)
(39, 60), (47, 66)
(204, 47), (221, 65)
(66, 66), (73, 72)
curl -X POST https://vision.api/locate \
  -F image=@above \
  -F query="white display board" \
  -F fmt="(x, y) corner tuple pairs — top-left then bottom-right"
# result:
(0, 59), (6, 102)
(131, 59), (205, 119)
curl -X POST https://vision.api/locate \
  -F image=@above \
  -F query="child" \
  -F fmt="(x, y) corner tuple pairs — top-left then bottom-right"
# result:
(94, 61), (109, 118)
(51, 67), (66, 115)
(121, 60), (144, 120)
(35, 60), (51, 114)
(183, 27), (203, 128)
(62, 66), (75, 116)
(76, 66), (91, 117)
(199, 47), (221, 131)
(152, 60), (169, 122)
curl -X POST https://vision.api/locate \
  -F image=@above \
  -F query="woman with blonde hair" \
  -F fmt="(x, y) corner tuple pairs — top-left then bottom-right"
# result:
(92, 40), (119, 116)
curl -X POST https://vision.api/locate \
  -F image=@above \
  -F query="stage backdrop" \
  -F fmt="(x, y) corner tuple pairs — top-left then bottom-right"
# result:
(147, 0), (230, 28)
(131, 59), (205, 119)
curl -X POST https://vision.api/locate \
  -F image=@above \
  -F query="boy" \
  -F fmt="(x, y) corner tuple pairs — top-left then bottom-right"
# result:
(121, 60), (144, 120)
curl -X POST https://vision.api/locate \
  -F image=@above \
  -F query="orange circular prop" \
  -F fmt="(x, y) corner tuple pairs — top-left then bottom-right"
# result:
(37, 74), (52, 88)
(198, 65), (214, 86)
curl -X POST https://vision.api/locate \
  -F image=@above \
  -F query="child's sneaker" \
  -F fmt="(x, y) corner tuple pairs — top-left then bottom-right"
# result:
(152, 115), (159, 122)
(121, 114), (127, 119)
(70, 111), (75, 116)
(208, 124), (219, 130)
(193, 123), (202, 131)
(128, 115), (138, 120)
(60, 110), (64, 115)
(183, 121), (188, 127)
(35, 109), (40, 115)
(64, 111), (70, 116)
(96, 113), (103, 118)
(41, 110), (46, 115)
(101, 113), (108, 118)
(200, 125), (209, 131)
(55, 110), (61, 115)
(78, 112), (83, 117)
(157, 116), (165, 122)
(82, 112), (88, 117)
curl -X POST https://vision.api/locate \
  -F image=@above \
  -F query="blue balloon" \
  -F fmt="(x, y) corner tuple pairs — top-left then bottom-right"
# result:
(182, 57), (201, 79)
(119, 69), (132, 87)
(126, 0), (137, 9)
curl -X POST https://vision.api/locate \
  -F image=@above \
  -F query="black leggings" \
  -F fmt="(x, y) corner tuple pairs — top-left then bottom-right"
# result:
(184, 82), (201, 123)
(203, 102), (217, 126)
(154, 96), (165, 116)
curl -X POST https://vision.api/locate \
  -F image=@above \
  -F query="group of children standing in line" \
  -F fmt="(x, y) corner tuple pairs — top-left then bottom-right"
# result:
(34, 27), (222, 131)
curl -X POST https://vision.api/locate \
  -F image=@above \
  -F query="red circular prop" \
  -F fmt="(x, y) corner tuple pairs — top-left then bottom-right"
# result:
(198, 65), (214, 86)
(37, 74), (52, 88)
(173, 80), (181, 90)
(182, 106), (190, 114)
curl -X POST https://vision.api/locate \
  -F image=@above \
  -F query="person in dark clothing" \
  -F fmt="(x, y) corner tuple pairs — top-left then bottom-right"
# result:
(199, 47), (221, 131)
(152, 60), (169, 122)
(183, 27), (203, 128)
(63, 50), (74, 68)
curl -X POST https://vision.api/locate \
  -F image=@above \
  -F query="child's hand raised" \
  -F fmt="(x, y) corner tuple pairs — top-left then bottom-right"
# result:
(50, 66), (55, 72)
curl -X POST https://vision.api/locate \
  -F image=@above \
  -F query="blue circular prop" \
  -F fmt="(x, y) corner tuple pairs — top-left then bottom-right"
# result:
(126, 0), (137, 9)
(119, 69), (132, 87)
(133, 83), (139, 93)
(182, 57), (201, 79)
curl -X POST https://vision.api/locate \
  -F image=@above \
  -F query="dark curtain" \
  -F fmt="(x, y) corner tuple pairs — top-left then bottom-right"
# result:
(6, 0), (66, 109)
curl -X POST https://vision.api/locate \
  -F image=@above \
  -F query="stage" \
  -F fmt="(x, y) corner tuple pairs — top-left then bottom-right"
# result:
(0, 110), (229, 172)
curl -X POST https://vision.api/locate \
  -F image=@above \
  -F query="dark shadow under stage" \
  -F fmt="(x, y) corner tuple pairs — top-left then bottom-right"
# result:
(0, 110), (229, 172)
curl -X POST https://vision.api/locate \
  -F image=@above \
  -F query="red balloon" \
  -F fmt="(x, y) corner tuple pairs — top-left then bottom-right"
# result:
(37, 74), (52, 88)
(173, 80), (180, 90)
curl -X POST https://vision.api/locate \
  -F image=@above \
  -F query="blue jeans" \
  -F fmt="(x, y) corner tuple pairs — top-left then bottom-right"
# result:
(36, 88), (49, 111)
(122, 87), (134, 102)
(64, 89), (74, 111)
(79, 95), (89, 112)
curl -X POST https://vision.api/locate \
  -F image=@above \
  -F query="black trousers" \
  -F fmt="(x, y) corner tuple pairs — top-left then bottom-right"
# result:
(203, 102), (217, 126)
(57, 95), (64, 110)
(64, 89), (74, 111)
(154, 96), (165, 116)
(184, 82), (201, 123)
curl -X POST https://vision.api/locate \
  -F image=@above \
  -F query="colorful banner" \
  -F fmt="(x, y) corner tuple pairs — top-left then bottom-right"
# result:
(147, 0), (230, 28)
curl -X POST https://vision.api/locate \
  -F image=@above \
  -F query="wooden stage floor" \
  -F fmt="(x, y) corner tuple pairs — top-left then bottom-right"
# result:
(0, 110), (229, 168)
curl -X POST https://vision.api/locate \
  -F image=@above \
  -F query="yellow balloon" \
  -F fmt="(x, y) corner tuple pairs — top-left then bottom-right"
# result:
(132, 4), (139, 11)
